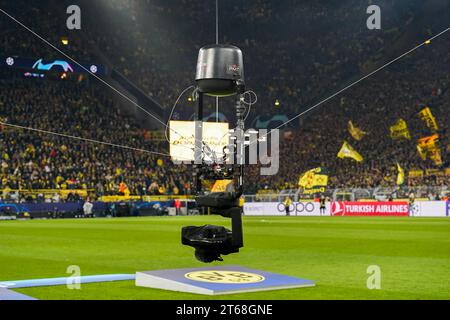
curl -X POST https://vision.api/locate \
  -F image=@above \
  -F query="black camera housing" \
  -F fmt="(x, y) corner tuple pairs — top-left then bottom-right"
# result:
(182, 225), (237, 263)
(182, 193), (243, 263)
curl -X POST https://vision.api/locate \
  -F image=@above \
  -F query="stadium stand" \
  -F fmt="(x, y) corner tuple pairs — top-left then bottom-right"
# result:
(0, 0), (448, 203)
(0, 70), (192, 200)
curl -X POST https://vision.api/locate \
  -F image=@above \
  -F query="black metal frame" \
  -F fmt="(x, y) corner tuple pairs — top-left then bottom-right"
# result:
(193, 87), (245, 252)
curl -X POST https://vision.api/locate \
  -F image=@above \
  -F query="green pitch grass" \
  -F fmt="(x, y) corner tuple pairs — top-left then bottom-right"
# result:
(0, 216), (449, 300)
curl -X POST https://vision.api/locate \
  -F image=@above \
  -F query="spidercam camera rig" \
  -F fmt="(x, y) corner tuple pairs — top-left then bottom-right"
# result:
(181, 44), (247, 263)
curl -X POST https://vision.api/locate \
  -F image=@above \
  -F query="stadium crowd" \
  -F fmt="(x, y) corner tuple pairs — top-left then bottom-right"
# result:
(246, 43), (450, 193)
(83, 0), (421, 117)
(0, 70), (192, 200)
(0, 0), (448, 201)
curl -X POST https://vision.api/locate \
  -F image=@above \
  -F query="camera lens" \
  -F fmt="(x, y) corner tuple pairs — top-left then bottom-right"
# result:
(182, 225), (235, 263)
(195, 249), (223, 263)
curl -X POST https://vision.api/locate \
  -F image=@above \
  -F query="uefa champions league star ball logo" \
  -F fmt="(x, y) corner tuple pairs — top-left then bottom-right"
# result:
(185, 270), (265, 284)
(90, 65), (98, 74)
(410, 203), (420, 216)
(6, 57), (14, 66)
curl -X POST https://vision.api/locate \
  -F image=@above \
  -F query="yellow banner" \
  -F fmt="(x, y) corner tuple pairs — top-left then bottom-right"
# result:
(408, 169), (448, 177)
(337, 141), (364, 162)
(390, 118), (411, 140)
(348, 121), (367, 141)
(0, 189), (90, 199)
(408, 170), (424, 178)
(425, 169), (444, 176)
(418, 107), (438, 131)
(99, 195), (142, 202)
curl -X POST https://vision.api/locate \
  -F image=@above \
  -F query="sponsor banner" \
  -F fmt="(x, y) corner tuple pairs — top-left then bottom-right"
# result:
(244, 202), (330, 216)
(0, 216), (16, 220)
(331, 201), (409, 216)
(1, 56), (106, 75)
(409, 201), (447, 217)
(244, 201), (449, 217)
(0, 200), (173, 218)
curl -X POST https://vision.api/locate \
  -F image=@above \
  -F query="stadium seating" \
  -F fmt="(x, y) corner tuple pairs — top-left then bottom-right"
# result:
(0, 0), (448, 201)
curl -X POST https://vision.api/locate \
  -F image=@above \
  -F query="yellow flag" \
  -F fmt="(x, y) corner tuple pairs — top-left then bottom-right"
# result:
(418, 107), (438, 131)
(416, 144), (427, 161)
(396, 162), (405, 185)
(298, 168), (328, 188)
(337, 141), (364, 162)
(390, 118), (411, 140)
(298, 167), (329, 194)
(211, 180), (233, 192)
(348, 121), (367, 141)
(417, 134), (442, 165)
(298, 169), (315, 188)
(429, 151), (443, 166)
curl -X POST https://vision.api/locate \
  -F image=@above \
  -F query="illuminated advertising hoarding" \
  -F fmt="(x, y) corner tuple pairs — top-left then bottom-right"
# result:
(1, 56), (106, 76)
(331, 201), (409, 216)
(169, 121), (229, 163)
